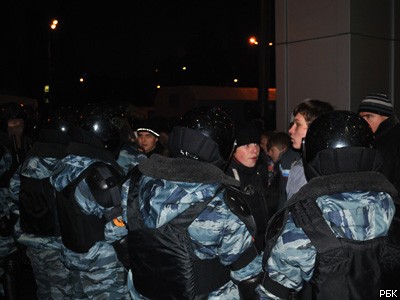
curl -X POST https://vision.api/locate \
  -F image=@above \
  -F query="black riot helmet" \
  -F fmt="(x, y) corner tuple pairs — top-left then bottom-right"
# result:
(302, 110), (382, 180)
(168, 106), (235, 168)
(36, 103), (80, 133)
(78, 102), (127, 154)
(29, 103), (79, 145)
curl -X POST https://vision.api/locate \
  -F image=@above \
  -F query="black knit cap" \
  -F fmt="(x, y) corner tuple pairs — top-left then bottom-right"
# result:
(135, 119), (160, 137)
(357, 93), (393, 116)
(235, 123), (260, 148)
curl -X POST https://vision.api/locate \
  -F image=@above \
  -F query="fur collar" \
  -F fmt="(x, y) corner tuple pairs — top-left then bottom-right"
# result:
(139, 154), (240, 186)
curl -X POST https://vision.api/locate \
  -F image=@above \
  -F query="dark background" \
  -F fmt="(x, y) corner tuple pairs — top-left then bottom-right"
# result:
(0, 1), (273, 107)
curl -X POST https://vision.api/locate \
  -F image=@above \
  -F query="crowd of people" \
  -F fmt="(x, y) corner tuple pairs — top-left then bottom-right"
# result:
(0, 93), (398, 299)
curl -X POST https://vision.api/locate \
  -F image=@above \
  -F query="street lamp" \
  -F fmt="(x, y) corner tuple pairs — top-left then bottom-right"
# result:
(45, 19), (59, 104)
(50, 19), (58, 30)
(249, 36), (259, 45)
(259, 0), (274, 119)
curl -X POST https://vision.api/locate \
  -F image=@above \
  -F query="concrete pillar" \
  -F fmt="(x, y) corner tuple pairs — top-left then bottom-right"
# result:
(274, 0), (400, 131)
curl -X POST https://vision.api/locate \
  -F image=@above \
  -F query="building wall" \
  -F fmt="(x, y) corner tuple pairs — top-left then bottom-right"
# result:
(274, 0), (400, 131)
(153, 86), (260, 123)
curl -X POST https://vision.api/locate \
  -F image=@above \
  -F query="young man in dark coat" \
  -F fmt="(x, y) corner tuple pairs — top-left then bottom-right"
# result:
(358, 92), (400, 194)
(225, 123), (272, 250)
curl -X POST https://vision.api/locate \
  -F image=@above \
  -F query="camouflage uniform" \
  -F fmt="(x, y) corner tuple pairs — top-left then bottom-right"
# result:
(5, 126), (76, 300)
(127, 154), (264, 300)
(116, 142), (147, 175)
(9, 154), (73, 299)
(0, 143), (18, 296)
(258, 172), (396, 299)
(50, 155), (130, 299)
(0, 145), (13, 177)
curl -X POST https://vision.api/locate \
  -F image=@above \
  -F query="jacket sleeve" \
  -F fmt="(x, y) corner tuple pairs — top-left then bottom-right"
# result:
(285, 161), (307, 201)
(262, 213), (316, 297)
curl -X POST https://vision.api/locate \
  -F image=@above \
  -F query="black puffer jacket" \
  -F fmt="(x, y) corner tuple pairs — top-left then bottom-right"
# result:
(375, 115), (400, 195)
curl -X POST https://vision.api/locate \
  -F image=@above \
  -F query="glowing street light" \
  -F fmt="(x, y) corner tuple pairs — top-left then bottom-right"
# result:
(50, 19), (59, 30)
(249, 36), (258, 45)
(45, 19), (60, 103)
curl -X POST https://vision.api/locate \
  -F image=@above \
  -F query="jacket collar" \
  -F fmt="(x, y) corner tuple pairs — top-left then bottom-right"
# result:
(375, 115), (400, 139)
(139, 154), (240, 186)
(288, 171), (397, 206)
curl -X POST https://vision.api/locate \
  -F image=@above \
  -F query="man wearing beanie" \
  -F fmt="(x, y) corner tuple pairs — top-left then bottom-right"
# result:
(358, 93), (400, 195)
(225, 123), (272, 251)
(135, 118), (168, 157)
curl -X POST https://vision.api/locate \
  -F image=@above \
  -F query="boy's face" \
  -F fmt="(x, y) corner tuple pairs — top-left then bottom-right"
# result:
(234, 143), (260, 167)
(288, 113), (308, 150)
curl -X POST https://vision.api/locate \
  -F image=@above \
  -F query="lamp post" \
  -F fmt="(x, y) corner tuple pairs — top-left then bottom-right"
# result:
(258, 0), (268, 118)
(45, 19), (59, 104)
(258, 0), (273, 119)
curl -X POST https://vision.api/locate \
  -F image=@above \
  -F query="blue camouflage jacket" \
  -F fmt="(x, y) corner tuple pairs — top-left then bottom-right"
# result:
(10, 156), (64, 249)
(127, 154), (265, 300)
(116, 142), (147, 175)
(50, 154), (128, 271)
(0, 145), (19, 259)
(258, 172), (396, 299)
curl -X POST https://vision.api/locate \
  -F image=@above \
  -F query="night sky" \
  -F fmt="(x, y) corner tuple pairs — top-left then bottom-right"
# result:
(1, 1), (267, 107)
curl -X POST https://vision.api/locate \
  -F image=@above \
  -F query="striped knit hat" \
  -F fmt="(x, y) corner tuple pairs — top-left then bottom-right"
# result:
(357, 93), (393, 116)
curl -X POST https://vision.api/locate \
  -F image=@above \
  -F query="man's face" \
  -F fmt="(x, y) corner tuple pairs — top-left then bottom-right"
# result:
(288, 113), (308, 150)
(7, 118), (24, 137)
(359, 112), (388, 133)
(234, 143), (260, 167)
(137, 131), (158, 153)
(268, 145), (285, 163)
